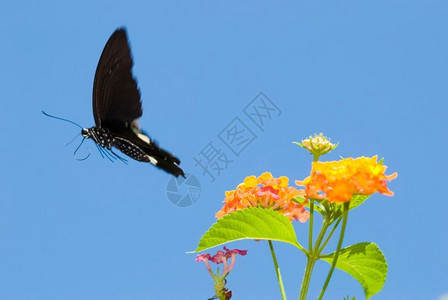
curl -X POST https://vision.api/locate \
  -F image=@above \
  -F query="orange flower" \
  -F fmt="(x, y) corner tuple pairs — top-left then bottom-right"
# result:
(296, 156), (397, 203)
(216, 172), (309, 222)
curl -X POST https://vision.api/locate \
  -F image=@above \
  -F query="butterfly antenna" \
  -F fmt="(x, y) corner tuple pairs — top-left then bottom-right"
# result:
(64, 132), (82, 146)
(73, 137), (91, 161)
(42, 110), (83, 129)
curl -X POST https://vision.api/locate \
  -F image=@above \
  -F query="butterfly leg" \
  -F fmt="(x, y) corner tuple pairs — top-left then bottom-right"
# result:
(95, 143), (115, 162)
(110, 149), (128, 164)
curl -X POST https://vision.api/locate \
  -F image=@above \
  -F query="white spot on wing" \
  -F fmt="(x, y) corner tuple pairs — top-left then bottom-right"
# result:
(137, 133), (151, 144)
(146, 155), (158, 165)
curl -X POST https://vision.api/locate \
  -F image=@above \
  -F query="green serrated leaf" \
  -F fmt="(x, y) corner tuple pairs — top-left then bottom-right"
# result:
(321, 242), (387, 299)
(192, 207), (299, 252)
(348, 195), (370, 210)
(332, 195), (370, 214)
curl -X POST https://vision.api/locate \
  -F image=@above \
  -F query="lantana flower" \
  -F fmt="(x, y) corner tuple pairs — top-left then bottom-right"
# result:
(215, 172), (309, 222)
(196, 247), (247, 300)
(296, 156), (398, 203)
(294, 133), (337, 157)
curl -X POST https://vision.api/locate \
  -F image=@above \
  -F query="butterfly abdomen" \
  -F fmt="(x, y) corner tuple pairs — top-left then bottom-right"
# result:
(113, 136), (157, 163)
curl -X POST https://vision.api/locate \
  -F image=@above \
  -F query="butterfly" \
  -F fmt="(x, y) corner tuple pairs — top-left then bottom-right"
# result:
(47, 28), (184, 177)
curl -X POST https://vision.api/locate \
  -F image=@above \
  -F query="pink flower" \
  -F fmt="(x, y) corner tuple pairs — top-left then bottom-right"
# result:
(256, 186), (280, 200)
(224, 246), (247, 256)
(195, 253), (213, 276)
(196, 246), (247, 278)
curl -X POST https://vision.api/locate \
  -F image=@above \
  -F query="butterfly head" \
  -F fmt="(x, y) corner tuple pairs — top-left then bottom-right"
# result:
(81, 128), (90, 139)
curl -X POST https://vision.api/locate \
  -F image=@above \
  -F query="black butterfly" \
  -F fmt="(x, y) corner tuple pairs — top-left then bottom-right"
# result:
(48, 28), (184, 177)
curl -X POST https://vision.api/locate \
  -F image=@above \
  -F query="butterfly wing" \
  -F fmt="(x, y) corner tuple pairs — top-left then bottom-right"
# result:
(91, 28), (185, 177)
(92, 28), (142, 126)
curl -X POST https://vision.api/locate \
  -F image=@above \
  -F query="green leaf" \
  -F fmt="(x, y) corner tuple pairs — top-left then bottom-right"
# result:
(348, 195), (370, 210)
(293, 196), (325, 214)
(193, 207), (299, 252)
(332, 195), (370, 215)
(321, 242), (387, 299)
(293, 195), (307, 205)
(295, 194), (369, 214)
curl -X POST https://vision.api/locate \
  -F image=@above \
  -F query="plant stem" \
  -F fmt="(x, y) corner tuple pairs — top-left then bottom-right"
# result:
(312, 220), (330, 253)
(299, 219), (330, 300)
(317, 202), (350, 300)
(318, 217), (342, 253)
(269, 240), (287, 300)
(299, 255), (316, 300)
(308, 199), (314, 250)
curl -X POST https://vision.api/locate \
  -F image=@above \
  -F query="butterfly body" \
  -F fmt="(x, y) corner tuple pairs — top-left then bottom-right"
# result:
(82, 123), (165, 165)
(81, 27), (184, 177)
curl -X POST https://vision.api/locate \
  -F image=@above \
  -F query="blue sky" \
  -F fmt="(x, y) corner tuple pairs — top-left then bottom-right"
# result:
(1, 1), (447, 299)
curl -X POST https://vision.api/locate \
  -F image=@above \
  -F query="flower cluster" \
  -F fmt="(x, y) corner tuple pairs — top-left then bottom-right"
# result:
(215, 172), (309, 222)
(195, 246), (247, 278)
(296, 156), (398, 203)
(196, 247), (247, 300)
(294, 133), (337, 157)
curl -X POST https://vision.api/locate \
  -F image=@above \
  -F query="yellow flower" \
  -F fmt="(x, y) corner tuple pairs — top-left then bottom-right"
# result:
(240, 175), (257, 189)
(296, 156), (397, 203)
(216, 172), (309, 222)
